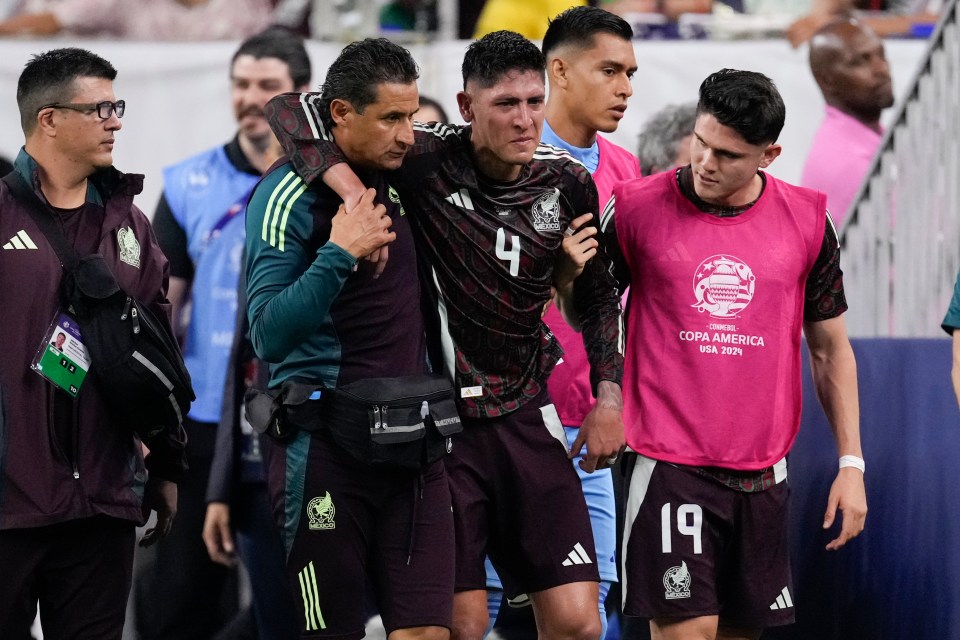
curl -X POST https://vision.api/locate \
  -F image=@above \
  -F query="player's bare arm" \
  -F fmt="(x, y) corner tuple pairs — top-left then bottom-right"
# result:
(324, 162), (367, 207)
(571, 380), (625, 473)
(803, 315), (867, 551)
(565, 195), (625, 465)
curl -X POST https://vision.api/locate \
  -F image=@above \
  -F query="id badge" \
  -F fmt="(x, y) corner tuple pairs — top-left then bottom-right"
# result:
(31, 310), (92, 397)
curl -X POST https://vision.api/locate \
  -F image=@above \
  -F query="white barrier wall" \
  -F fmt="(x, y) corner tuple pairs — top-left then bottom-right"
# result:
(841, 1), (960, 337)
(0, 38), (925, 216)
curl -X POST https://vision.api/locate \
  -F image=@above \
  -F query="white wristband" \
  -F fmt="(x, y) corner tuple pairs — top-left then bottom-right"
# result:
(839, 455), (865, 473)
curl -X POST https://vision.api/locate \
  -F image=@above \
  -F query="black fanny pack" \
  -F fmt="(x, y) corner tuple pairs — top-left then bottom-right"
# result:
(245, 373), (462, 470)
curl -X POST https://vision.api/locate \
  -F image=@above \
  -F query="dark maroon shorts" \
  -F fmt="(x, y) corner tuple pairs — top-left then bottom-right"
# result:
(265, 429), (455, 639)
(447, 391), (599, 598)
(621, 454), (795, 628)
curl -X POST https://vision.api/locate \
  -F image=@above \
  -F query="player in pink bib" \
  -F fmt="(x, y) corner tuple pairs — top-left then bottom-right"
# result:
(601, 69), (867, 640)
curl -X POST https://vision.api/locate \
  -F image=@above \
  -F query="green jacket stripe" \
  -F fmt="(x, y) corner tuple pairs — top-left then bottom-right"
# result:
(261, 171), (305, 249)
(277, 182), (308, 252)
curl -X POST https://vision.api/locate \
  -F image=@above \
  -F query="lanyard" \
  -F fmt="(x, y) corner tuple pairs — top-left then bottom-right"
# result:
(201, 187), (254, 250)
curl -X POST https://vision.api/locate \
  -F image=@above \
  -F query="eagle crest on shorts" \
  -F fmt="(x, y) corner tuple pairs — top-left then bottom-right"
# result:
(307, 492), (336, 530)
(663, 561), (691, 599)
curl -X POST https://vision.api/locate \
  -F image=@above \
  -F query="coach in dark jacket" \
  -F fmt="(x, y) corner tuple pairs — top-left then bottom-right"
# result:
(0, 47), (186, 638)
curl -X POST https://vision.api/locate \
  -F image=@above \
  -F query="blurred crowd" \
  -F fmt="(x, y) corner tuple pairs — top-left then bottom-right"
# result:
(0, 0), (943, 42)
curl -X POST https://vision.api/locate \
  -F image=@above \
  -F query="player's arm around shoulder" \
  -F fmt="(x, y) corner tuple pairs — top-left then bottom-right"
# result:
(411, 120), (461, 158)
(266, 93), (351, 191)
(803, 315), (867, 550)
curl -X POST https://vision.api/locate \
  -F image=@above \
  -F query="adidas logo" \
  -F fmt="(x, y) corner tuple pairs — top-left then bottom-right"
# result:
(444, 188), (474, 211)
(3, 230), (38, 250)
(658, 240), (692, 262)
(561, 542), (593, 567)
(769, 586), (794, 610)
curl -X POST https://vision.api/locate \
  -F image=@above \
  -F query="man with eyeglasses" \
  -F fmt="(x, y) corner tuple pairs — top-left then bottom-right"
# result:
(142, 26), (310, 640)
(39, 98), (125, 119)
(0, 47), (186, 638)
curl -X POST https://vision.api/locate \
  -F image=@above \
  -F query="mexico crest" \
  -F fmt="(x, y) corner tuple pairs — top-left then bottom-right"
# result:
(117, 226), (141, 268)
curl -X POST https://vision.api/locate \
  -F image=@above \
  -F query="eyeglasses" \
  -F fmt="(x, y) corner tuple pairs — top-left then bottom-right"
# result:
(38, 100), (125, 120)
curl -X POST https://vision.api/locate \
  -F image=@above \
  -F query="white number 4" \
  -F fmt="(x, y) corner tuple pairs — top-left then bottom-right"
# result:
(495, 227), (520, 276)
(661, 503), (703, 554)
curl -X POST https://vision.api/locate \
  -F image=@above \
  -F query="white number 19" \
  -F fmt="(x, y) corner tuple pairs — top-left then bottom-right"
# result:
(661, 503), (703, 554)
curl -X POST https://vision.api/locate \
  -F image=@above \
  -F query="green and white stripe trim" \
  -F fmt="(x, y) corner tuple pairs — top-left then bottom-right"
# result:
(261, 170), (307, 252)
(298, 560), (326, 632)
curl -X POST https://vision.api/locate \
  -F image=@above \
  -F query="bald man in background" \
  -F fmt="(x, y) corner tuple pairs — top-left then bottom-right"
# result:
(800, 18), (894, 228)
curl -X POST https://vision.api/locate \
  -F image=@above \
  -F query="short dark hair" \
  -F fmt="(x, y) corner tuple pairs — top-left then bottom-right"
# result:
(637, 102), (697, 176)
(696, 69), (785, 145)
(318, 38), (419, 130)
(462, 30), (545, 90)
(232, 26), (312, 89)
(418, 95), (449, 123)
(542, 6), (633, 58)
(17, 47), (117, 134)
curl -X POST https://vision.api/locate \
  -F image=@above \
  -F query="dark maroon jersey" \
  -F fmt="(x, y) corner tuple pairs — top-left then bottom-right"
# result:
(267, 93), (623, 419)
